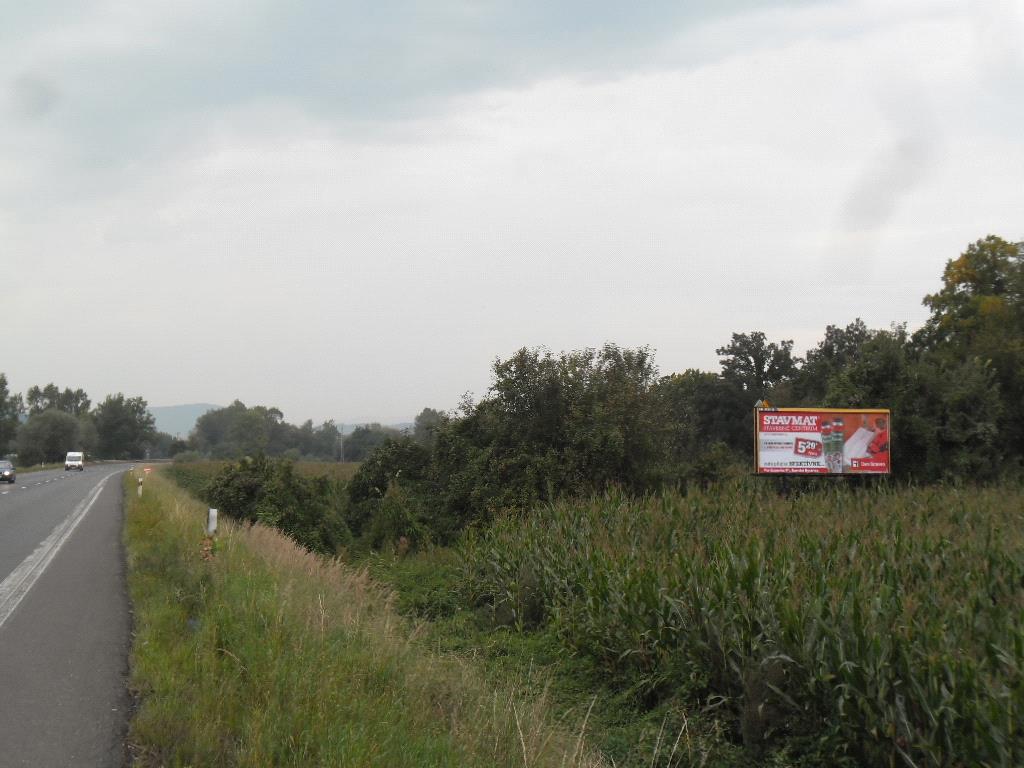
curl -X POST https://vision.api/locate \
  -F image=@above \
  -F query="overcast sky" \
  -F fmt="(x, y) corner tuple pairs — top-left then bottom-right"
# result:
(3, 0), (1022, 425)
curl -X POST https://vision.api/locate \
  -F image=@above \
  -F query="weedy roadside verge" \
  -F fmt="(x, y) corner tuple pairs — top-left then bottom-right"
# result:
(123, 470), (608, 767)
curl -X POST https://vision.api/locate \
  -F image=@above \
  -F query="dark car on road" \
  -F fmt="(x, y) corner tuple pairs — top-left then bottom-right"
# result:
(0, 460), (15, 483)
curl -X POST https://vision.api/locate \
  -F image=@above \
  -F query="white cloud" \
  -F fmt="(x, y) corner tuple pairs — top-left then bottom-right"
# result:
(2, 0), (1022, 422)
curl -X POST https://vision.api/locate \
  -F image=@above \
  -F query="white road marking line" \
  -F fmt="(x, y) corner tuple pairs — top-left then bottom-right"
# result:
(0, 473), (116, 630)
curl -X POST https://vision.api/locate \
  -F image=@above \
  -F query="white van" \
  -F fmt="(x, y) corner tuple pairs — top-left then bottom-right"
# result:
(65, 452), (85, 471)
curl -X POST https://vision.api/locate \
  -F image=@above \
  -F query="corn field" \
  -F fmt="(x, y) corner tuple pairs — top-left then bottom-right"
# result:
(459, 482), (1024, 766)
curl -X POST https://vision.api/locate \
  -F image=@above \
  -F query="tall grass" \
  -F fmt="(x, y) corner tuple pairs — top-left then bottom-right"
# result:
(124, 470), (609, 767)
(459, 481), (1024, 766)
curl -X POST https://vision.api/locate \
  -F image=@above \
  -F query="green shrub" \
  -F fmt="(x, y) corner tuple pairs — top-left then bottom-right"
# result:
(201, 456), (352, 555)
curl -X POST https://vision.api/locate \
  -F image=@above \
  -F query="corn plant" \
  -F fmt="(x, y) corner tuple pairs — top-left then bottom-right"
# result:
(459, 481), (1024, 766)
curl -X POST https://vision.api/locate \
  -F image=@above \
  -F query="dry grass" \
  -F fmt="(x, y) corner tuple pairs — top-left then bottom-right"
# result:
(125, 469), (609, 767)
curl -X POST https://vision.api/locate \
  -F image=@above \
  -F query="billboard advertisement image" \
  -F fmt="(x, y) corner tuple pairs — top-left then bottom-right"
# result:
(755, 408), (890, 475)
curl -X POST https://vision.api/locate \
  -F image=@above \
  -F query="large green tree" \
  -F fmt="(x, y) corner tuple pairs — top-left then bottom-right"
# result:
(93, 393), (156, 459)
(917, 235), (1024, 459)
(716, 331), (798, 399)
(343, 424), (402, 462)
(16, 410), (81, 464)
(655, 369), (749, 466)
(192, 401), (245, 457)
(294, 419), (342, 460)
(144, 431), (188, 459)
(349, 344), (666, 543)
(314, 420), (343, 460)
(484, 344), (664, 492)
(25, 383), (91, 415)
(190, 401), (340, 459)
(77, 413), (99, 455)
(826, 325), (1004, 480)
(228, 407), (273, 456)
(412, 408), (445, 448)
(0, 374), (23, 455)
(920, 236), (1023, 347)
(789, 319), (874, 403)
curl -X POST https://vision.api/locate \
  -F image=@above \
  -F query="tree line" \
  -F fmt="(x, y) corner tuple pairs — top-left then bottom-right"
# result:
(5, 233), (1019, 508)
(185, 400), (421, 461)
(0, 383), (164, 464)
(0, 383), (428, 465)
(343, 235), (1023, 546)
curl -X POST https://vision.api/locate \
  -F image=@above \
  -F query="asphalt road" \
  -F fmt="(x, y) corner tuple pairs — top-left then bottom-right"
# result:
(0, 464), (131, 768)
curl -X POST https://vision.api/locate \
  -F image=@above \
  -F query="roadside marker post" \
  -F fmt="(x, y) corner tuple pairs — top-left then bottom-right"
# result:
(207, 509), (218, 535)
(137, 477), (143, 497)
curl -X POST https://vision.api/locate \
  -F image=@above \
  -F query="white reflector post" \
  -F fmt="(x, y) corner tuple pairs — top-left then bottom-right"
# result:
(207, 508), (218, 535)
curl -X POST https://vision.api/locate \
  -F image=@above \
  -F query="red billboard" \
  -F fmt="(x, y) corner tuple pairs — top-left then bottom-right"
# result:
(755, 408), (890, 475)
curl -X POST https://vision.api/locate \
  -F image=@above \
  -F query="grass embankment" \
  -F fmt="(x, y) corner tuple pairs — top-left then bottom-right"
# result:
(123, 470), (607, 767)
(448, 483), (1024, 767)
(13, 462), (63, 474)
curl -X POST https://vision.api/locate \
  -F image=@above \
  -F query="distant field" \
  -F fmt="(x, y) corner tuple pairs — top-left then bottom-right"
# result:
(165, 459), (360, 497)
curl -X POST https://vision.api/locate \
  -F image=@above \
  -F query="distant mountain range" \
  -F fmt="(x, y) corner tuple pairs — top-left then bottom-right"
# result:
(148, 403), (221, 438)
